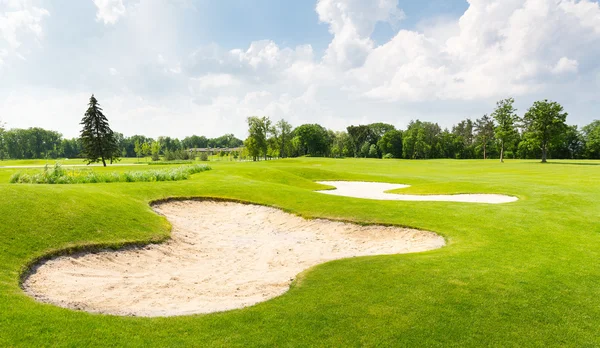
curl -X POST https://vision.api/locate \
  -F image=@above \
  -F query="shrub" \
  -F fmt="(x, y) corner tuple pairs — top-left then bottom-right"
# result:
(179, 150), (191, 160)
(10, 163), (211, 184)
(163, 150), (176, 161)
(199, 152), (209, 161)
(383, 153), (394, 159)
(368, 144), (379, 158)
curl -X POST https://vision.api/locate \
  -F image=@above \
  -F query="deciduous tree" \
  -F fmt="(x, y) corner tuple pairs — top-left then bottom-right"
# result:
(474, 115), (495, 159)
(522, 99), (568, 162)
(331, 131), (351, 158)
(274, 119), (293, 158)
(0, 119), (5, 160)
(377, 129), (402, 158)
(244, 136), (260, 161)
(347, 125), (374, 157)
(246, 116), (271, 160)
(582, 120), (600, 159)
(134, 140), (143, 161)
(491, 98), (518, 163)
(151, 141), (161, 161)
(141, 142), (151, 160)
(452, 119), (474, 159)
(293, 124), (331, 156)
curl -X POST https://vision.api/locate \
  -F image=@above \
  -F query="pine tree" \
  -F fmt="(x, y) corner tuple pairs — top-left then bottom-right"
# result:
(79, 95), (118, 166)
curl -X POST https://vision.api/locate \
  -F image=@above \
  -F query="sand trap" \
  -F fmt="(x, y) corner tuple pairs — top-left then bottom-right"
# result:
(23, 201), (444, 317)
(316, 181), (518, 204)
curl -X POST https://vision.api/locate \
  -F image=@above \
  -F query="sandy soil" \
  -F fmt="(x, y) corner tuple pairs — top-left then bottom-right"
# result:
(23, 201), (444, 317)
(316, 181), (518, 204)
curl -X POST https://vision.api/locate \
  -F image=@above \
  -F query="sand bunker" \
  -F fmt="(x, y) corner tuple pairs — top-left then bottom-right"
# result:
(316, 181), (518, 204)
(23, 201), (444, 317)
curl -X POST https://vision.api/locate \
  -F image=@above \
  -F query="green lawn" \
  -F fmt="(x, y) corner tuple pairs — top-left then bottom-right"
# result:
(0, 156), (241, 167)
(0, 158), (146, 166)
(1, 158), (599, 347)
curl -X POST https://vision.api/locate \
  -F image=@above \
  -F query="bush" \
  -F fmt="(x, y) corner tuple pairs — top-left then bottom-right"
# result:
(199, 152), (209, 161)
(179, 150), (191, 160)
(163, 150), (176, 161)
(10, 163), (211, 184)
(368, 144), (379, 158)
(383, 153), (394, 159)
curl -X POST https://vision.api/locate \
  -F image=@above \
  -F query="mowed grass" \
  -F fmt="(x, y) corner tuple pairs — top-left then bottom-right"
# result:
(0, 158), (147, 166)
(0, 158), (599, 347)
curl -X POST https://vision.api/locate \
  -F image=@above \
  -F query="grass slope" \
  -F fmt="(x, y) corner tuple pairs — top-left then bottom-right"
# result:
(0, 158), (599, 347)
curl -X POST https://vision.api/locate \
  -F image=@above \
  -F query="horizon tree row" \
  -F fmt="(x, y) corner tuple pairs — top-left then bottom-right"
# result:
(0, 126), (245, 161)
(1, 96), (600, 161)
(243, 98), (600, 162)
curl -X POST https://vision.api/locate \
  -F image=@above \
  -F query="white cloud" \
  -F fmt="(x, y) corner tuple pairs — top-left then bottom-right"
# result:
(192, 74), (241, 89)
(0, 48), (6, 66)
(3, 0), (600, 139)
(352, 0), (600, 102)
(0, 0), (49, 49)
(552, 57), (579, 74)
(0, 0), (49, 72)
(93, 0), (126, 25)
(559, 0), (600, 33)
(316, 0), (405, 68)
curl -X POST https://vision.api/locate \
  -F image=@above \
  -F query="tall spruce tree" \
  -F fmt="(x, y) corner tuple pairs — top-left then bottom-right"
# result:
(79, 95), (118, 166)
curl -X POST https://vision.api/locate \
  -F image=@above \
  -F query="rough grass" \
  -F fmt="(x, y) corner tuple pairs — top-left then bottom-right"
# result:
(9, 163), (211, 184)
(0, 158), (599, 347)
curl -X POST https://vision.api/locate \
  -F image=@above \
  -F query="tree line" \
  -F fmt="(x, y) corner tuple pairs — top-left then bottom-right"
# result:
(1, 96), (599, 162)
(244, 98), (600, 162)
(0, 126), (244, 161)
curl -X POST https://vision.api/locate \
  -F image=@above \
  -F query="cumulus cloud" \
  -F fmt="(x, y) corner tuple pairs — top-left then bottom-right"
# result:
(552, 57), (579, 74)
(317, 0), (405, 68)
(0, 0), (49, 49)
(0, 48), (6, 66)
(184, 0), (600, 133)
(3, 0), (600, 138)
(352, 0), (600, 102)
(93, 0), (126, 25)
(192, 74), (241, 89)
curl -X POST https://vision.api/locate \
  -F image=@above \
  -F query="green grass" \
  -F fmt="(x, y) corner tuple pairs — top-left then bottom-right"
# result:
(9, 163), (211, 184)
(0, 157), (154, 166)
(147, 160), (195, 165)
(0, 158), (599, 347)
(0, 158), (88, 166)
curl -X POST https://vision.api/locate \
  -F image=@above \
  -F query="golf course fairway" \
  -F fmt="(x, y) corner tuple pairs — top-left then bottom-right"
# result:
(1, 158), (599, 347)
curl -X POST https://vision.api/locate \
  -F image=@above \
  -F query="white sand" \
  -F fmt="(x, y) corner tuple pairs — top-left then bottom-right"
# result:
(316, 181), (518, 204)
(23, 201), (444, 317)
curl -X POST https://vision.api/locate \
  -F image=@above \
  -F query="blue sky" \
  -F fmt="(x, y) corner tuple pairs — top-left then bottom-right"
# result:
(1, 0), (599, 139)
